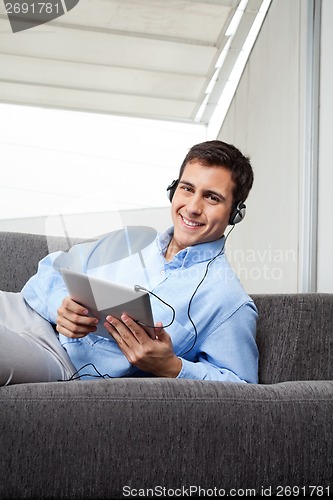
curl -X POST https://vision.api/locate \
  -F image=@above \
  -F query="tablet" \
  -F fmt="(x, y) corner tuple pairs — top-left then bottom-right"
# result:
(60, 268), (155, 339)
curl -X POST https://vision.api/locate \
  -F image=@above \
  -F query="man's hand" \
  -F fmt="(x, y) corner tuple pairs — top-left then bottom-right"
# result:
(104, 314), (182, 378)
(56, 296), (99, 338)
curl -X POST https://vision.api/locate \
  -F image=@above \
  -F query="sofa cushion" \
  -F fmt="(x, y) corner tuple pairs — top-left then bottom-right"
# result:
(1, 378), (332, 498)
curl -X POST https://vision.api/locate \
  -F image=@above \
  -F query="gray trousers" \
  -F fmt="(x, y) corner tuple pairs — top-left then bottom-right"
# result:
(0, 291), (76, 386)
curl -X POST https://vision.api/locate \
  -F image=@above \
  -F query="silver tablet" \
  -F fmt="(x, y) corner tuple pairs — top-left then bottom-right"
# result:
(60, 268), (155, 339)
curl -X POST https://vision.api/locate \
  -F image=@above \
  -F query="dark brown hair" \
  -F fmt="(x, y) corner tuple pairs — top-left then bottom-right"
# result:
(178, 140), (254, 203)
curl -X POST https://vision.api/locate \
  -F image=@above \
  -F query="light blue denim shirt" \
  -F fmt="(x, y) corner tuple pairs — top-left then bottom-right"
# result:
(22, 227), (258, 383)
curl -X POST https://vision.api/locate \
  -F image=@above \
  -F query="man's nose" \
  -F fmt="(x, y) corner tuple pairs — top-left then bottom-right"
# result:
(186, 193), (203, 215)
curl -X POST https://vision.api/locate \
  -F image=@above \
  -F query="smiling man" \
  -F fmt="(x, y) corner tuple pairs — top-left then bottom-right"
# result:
(0, 140), (258, 386)
(166, 160), (235, 260)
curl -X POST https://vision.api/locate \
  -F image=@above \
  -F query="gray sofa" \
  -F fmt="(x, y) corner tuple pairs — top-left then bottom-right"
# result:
(0, 231), (332, 499)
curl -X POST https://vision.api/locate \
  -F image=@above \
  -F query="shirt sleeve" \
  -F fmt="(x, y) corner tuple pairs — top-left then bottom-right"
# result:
(21, 238), (97, 324)
(21, 251), (70, 324)
(176, 301), (259, 383)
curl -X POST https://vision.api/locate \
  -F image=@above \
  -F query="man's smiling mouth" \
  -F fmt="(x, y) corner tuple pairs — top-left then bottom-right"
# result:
(180, 214), (204, 228)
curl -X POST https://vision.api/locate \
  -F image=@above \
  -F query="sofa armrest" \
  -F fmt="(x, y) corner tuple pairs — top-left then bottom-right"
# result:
(252, 293), (333, 383)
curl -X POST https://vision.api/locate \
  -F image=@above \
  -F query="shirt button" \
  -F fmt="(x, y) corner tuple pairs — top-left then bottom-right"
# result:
(160, 270), (166, 275)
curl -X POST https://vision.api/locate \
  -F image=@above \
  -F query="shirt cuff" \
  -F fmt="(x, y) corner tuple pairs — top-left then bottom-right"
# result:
(176, 358), (199, 379)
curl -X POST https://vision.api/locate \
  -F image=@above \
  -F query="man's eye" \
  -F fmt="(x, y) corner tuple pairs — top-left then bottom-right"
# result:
(206, 194), (220, 203)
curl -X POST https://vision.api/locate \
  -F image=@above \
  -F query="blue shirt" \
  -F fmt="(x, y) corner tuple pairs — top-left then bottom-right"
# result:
(22, 227), (258, 383)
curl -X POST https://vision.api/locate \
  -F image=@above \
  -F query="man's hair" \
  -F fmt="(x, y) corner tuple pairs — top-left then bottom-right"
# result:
(178, 140), (254, 203)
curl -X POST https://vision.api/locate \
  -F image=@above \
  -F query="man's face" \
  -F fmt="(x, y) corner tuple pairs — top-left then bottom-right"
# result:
(170, 160), (235, 256)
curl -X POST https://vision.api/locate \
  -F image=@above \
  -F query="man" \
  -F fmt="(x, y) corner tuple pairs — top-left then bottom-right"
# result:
(0, 140), (258, 385)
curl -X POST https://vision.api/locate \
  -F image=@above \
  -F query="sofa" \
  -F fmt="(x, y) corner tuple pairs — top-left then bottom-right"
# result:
(0, 231), (332, 499)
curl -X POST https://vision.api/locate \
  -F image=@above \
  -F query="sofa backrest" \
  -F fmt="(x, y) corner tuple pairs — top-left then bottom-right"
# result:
(253, 293), (333, 384)
(1, 232), (333, 385)
(0, 232), (72, 293)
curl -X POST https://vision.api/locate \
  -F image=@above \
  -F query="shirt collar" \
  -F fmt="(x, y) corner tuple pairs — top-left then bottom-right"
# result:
(156, 226), (226, 268)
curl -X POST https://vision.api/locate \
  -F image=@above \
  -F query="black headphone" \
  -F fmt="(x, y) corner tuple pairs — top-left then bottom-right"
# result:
(166, 179), (246, 226)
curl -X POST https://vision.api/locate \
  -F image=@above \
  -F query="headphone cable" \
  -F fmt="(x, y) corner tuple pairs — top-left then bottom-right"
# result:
(135, 225), (235, 354)
(180, 225), (235, 356)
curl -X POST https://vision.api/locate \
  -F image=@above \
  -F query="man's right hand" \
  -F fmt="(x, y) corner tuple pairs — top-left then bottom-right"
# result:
(56, 296), (99, 338)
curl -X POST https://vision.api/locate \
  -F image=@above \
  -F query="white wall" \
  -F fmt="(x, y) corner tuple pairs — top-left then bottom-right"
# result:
(317, 0), (333, 292)
(218, 0), (333, 294)
(218, 0), (302, 294)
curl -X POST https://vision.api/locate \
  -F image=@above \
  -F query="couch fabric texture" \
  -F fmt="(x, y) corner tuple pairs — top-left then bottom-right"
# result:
(0, 232), (332, 498)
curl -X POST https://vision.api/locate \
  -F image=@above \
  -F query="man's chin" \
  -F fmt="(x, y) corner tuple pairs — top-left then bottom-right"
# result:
(173, 230), (206, 249)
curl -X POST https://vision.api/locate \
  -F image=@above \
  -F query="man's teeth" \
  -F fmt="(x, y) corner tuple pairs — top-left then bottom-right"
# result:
(182, 216), (202, 227)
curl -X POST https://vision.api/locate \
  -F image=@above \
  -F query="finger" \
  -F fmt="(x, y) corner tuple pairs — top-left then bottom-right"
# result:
(56, 318), (98, 338)
(104, 318), (132, 356)
(57, 299), (99, 338)
(104, 315), (144, 346)
(154, 321), (163, 332)
(61, 296), (89, 316)
(120, 314), (153, 343)
(103, 319), (118, 338)
(56, 321), (90, 338)
(153, 322), (167, 339)
(57, 311), (98, 335)
(105, 315), (131, 345)
(58, 308), (98, 328)
(58, 299), (98, 326)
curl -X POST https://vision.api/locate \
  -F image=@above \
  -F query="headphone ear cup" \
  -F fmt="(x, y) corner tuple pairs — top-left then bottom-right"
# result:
(229, 202), (246, 225)
(167, 179), (179, 202)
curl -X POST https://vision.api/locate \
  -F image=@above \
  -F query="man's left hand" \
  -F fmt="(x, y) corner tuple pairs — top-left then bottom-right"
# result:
(104, 315), (182, 377)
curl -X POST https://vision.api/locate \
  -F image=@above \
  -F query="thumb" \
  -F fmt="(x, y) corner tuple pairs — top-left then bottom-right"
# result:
(154, 321), (168, 340)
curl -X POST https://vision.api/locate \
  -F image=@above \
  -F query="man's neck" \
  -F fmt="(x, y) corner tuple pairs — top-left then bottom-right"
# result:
(164, 237), (182, 262)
